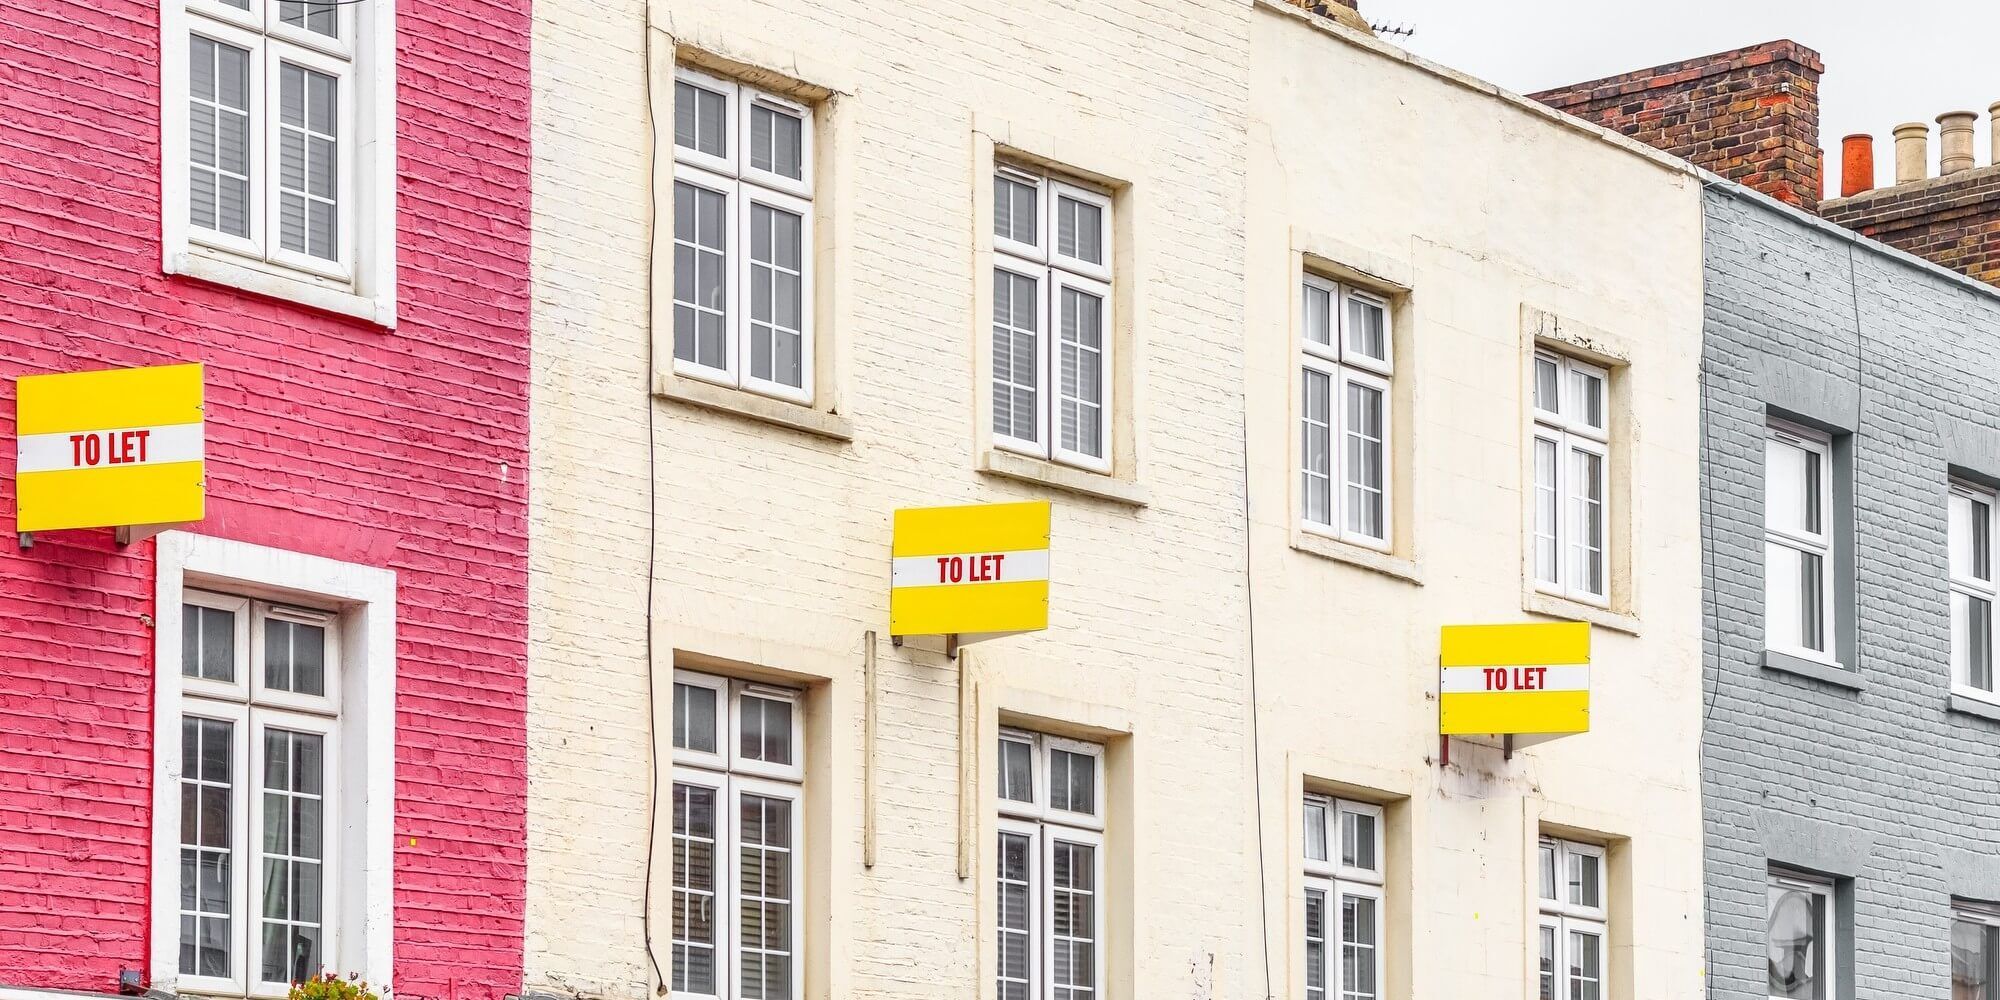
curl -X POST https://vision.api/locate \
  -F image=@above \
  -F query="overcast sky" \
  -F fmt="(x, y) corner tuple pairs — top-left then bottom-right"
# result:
(1360, 0), (2000, 192)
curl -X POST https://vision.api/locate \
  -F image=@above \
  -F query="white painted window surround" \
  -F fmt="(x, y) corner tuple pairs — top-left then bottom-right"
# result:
(1538, 837), (1607, 1000)
(150, 532), (395, 997)
(1531, 350), (1610, 605)
(1301, 794), (1384, 1000)
(671, 65), (817, 405)
(1764, 421), (1836, 664)
(669, 669), (805, 1000)
(160, 0), (398, 326)
(992, 164), (1115, 474)
(996, 729), (1106, 1000)
(1951, 479), (1999, 700)
(1299, 274), (1392, 551)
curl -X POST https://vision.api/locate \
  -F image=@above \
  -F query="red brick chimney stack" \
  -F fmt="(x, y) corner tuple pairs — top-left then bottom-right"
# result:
(1529, 40), (1825, 213)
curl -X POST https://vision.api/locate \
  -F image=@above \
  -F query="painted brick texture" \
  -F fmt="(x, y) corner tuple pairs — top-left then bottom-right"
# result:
(1823, 166), (2000, 289)
(0, 1), (532, 997)
(1534, 41), (1824, 212)
(1701, 185), (2000, 998)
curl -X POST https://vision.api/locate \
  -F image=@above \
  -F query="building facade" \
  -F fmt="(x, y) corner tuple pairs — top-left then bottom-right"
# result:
(527, 2), (1711, 1000)
(0, 0), (534, 997)
(1699, 181), (2000, 999)
(1245, 7), (1708, 999)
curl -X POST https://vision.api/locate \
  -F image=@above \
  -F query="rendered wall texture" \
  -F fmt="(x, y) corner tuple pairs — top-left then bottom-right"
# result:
(0, 0), (534, 995)
(1700, 184), (2000, 998)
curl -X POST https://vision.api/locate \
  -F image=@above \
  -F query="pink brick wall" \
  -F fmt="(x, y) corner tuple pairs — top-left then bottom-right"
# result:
(0, 0), (531, 997)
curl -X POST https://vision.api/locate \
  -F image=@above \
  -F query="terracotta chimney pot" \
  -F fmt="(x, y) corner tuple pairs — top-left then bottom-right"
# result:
(1939, 111), (1978, 174)
(1841, 134), (1876, 196)
(1894, 122), (1931, 183)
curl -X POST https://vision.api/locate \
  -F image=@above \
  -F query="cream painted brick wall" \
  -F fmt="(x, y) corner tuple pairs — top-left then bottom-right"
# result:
(530, 0), (1255, 997)
(528, 3), (1709, 1000)
(1246, 7), (1707, 1000)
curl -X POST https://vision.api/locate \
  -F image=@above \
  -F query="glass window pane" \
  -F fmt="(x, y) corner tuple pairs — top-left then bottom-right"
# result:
(674, 682), (718, 753)
(179, 717), (235, 978)
(992, 269), (1040, 444)
(1538, 842), (1558, 901)
(1568, 930), (1601, 1000)
(1979, 499), (1994, 581)
(1056, 195), (1103, 265)
(1768, 882), (1827, 1000)
(1568, 448), (1605, 597)
(1000, 739), (1034, 803)
(1567, 850), (1600, 909)
(1570, 368), (1604, 430)
(1535, 356), (1560, 414)
(260, 729), (324, 985)
(1302, 369), (1333, 527)
(1345, 295), (1387, 365)
(1051, 841), (1097, 994)
(672, 782), (719, 994)
(1305, 888), (1327, 1000)
(749, 103), (804, 181)
(276, 63), (337, 262)
(1538, 925), (1557, 1000)
(1343, 381), (1385, 541)
(1766, 435), (1817, 536)
(675, 81), (727, 157)
(185, 604), (237, 681)
(1972, 597), (1995, 692)
(1303, 283), (1333, 348)
(741, 696), (792, 766)
(1051, 749), (1093, 815)
(189, 36), (252, 239)
(263, 616), (327, 697)
(1954, 918), (1990, 1000)
(1535, 439), (1560, 584)
(1058, 286), (1105, 459)
(1341, 893), (1378, 999)
(739, 794), (794, 999)
(998, 832), (1034, 1000)
(673, 181), (729, 371)
(1340, 808), (1376, 873)
(1303, 798), (1329, 863)
(995, 174), (1038, 246)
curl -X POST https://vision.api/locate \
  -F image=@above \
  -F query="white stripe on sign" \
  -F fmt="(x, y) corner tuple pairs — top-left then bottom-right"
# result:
(891, 549), (1050, 588)
(1439, 664), (1589, 694)
(17, 423), (205, 474)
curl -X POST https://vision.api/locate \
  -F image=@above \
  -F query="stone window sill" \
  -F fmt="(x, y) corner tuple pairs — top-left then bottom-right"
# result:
(1524, 590), (1639, 636)
(1290, 530), (1422, 585)
(976, 450), (1148, 508)
(654, 373), (854, 441)
(1950, 691), (2000, 724)
(168, 248), (394, 327)
(1763, 649), (1864, 691)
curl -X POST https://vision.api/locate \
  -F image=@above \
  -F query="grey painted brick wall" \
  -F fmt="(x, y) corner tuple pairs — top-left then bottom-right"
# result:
(1701, 183), (2000, 999)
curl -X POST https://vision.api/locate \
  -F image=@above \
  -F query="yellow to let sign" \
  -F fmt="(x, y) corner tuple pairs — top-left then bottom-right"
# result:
(890, 500), (1050, 640)
(1438, 622), (1591, 737)
(15, 363), (206, 533)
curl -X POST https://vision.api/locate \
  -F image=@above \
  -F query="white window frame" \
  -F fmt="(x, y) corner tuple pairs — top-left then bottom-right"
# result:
(1764, 421), (1837, 663)
(1953, 900), (2000, 999)
(669, 670), (805, 1000)
(1951, 479), (1999, 700)
(1531, 350), (1611, 605)
(671, 65), (817, 405)
(991, 163), (1116, 474)
(1539, 837), (1607, 1000)
(1298, 274), (1394, 550)
(160, 0), (398, 326)
(149, 533), (395, 997)
(995, 730), (1107, 1000)
(1767, 868), (1837, 1000)
(1303, 794), (1385, 1000)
